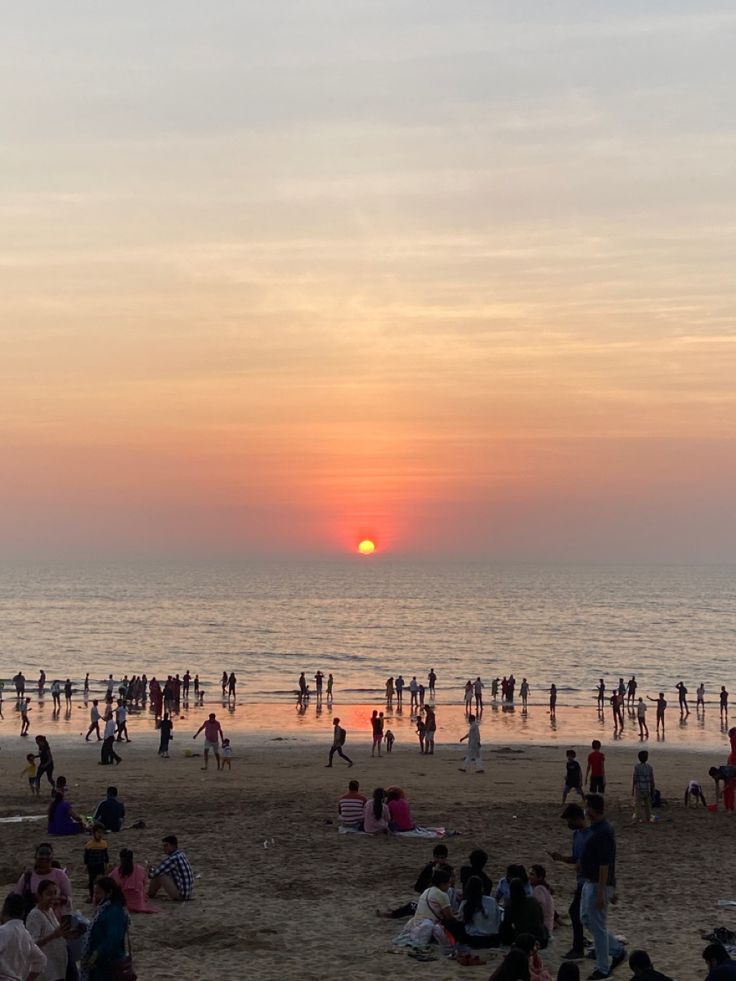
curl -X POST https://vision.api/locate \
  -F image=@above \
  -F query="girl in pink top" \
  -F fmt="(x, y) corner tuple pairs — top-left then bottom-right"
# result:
(386, 787), (416, 832)
(529, 865), (555, 938)
(363, 788), (390, 834)
(109, 849), (159, 913)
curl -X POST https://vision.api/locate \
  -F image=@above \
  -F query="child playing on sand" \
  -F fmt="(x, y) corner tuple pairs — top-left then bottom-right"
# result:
(84, 822), (110, 900)
(416, 717), (426, 753)
(684, 779), (707, 807)
(22, 754), (39, 795)
(562, 750), (584, 802)
(384, 729), (395, 753)
(221, 738), (233, 769)
(20, 698), (31, 737)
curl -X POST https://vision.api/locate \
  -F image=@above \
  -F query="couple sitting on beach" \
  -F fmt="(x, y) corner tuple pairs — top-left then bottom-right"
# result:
(338, 781), (416, 833)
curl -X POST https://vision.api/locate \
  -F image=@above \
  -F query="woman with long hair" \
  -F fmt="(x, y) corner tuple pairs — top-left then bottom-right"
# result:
(489, 948), (531, 981)
(513, 932), (553, 981)
(529, 865), (555, 938)
(386, 787), (415, 832)
(26, 879), (71, 981)
(363, 787), (390, 834)
(458, 874), (501, 948)
(47, 790), (84, 836)
(110, 848), (159, 914)
(80, 876), (130, 981)
(34, 735), (54, 790)
(499, 878), (547, 948)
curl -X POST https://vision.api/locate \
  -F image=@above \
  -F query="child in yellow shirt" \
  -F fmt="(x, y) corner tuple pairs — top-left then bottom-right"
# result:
(22, 754), (38, 796)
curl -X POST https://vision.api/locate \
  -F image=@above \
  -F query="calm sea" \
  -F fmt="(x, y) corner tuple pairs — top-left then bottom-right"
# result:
(0, 560), (734, 750)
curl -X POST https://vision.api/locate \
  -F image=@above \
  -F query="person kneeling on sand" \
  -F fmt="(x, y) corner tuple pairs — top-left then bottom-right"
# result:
(148, 835), (194, 901)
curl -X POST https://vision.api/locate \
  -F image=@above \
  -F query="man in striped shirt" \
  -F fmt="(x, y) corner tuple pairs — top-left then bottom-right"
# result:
(338, 780), (367, 829)
(148, 835), (194, 901)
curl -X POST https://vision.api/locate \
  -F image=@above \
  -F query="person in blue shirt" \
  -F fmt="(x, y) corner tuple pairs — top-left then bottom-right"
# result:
(549, 802), (592, 961)
(80, 876), (129, 981)
(580, 793), (626, 980)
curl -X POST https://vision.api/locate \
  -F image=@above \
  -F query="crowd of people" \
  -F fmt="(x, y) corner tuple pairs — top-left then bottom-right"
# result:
(0, 821), (194, 980)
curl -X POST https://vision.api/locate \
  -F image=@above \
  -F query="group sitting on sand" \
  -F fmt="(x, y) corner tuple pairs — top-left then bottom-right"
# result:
(338, 781), (420, 833)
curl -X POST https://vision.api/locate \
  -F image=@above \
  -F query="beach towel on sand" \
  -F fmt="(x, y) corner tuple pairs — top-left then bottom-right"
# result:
(339, 825), (447, 838)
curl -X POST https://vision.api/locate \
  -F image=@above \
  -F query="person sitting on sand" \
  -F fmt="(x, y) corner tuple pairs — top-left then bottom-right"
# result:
(47, 790), (84, 837)
(685, 780), (707, 807)
(514, 932), (553, 981)
(702, 943), (736, 981)
(529, 865), (555, 939)
(386, 787), (416, 832)
(93, 786), (125, 833)
(337, 780), (367, 829)
(460, 849), (493, 896)
(496, 864), (532, 906)
(627, 949), (674, 981)
(110, 848), (160, 913)
(489, 947), (531, 981)
(458, 874), (501, 948)
(14, 843), (73, 917)
(398, 868), (466, 947)
(378, 845), (453, 919)
(148, 834), (194, 901)
(499, 878), (548, 948)
(363, 788), (390, 834)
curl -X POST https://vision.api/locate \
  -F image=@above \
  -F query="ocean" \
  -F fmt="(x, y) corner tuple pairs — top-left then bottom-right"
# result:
(0, 560), (734, 750)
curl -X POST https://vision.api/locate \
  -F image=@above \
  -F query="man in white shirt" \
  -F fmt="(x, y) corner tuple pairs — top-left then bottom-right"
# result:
(0, 893), (46, 981)
(100, 713), (122, 766)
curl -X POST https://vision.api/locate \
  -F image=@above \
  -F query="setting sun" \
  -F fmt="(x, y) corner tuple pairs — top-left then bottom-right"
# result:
(357, 539), (376, 555)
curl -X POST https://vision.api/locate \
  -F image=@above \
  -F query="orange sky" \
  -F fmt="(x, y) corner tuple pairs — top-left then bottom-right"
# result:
(2, 4), (736, 559)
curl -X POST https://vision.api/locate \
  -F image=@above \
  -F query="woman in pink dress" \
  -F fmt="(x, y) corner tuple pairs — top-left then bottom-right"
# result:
(386, 787), (416, 832)
(109, 849), (159, 913)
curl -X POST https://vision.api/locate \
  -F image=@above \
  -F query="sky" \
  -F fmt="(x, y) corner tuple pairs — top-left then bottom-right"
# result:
(2, 1), (736, 560)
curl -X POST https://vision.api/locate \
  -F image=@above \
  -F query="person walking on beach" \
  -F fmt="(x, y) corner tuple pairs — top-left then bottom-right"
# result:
(459, 714), (484, 773)
(50, 680), (61, 711)
(648, 693), (667, 736)
(610, 690), (622, 735)
(159, 712), (173, 757)
(221, 671), (228, 697)
(37, 670), (46, 697)
(636, 698), (649, 739)
(326, 673), (334, 700)
(385, 676), (394, 707)
(13, 671), (26, 701)
(580, 793), (626, 979)
(721, 686), (729, 722)
(563, 750), (584, 803)
(585, 741), (606, 794)
(632, 750), (655, 823)
(193, 713), (224, 771)
(83, 672), (89, 696)
(676, 681), (690, 717)
(298, 672), (307, 702)
(115, 700), (130, 742)
(101, 714), (122, 765)
(183, 671), (191, 700)
(428, 669), (437, 697)
(227, 672), (237, 701)
(20, 698), (32, 737)
(34, 735), (55, 788)
(314, 671), (323, 699)
(326, 717), (353, 767)
(64, 678), (73, 709)
(85, 699), (102, 741)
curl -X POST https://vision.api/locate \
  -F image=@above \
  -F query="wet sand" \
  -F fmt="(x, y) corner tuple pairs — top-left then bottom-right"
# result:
(1, 723), (735, 980)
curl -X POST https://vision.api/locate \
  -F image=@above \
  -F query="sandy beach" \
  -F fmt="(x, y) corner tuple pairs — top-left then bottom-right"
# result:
(1, 726), (734, 981)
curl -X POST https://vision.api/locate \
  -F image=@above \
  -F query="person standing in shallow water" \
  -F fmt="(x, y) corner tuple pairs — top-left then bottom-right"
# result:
(326, 717), (353, 768)
(428, 669), (437, 697)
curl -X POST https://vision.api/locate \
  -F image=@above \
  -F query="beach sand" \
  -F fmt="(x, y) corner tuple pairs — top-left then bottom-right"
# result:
(1, 731), (734, 981)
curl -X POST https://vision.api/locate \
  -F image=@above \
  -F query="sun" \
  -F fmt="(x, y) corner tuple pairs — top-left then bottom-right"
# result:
(357, 539), (376, 555)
